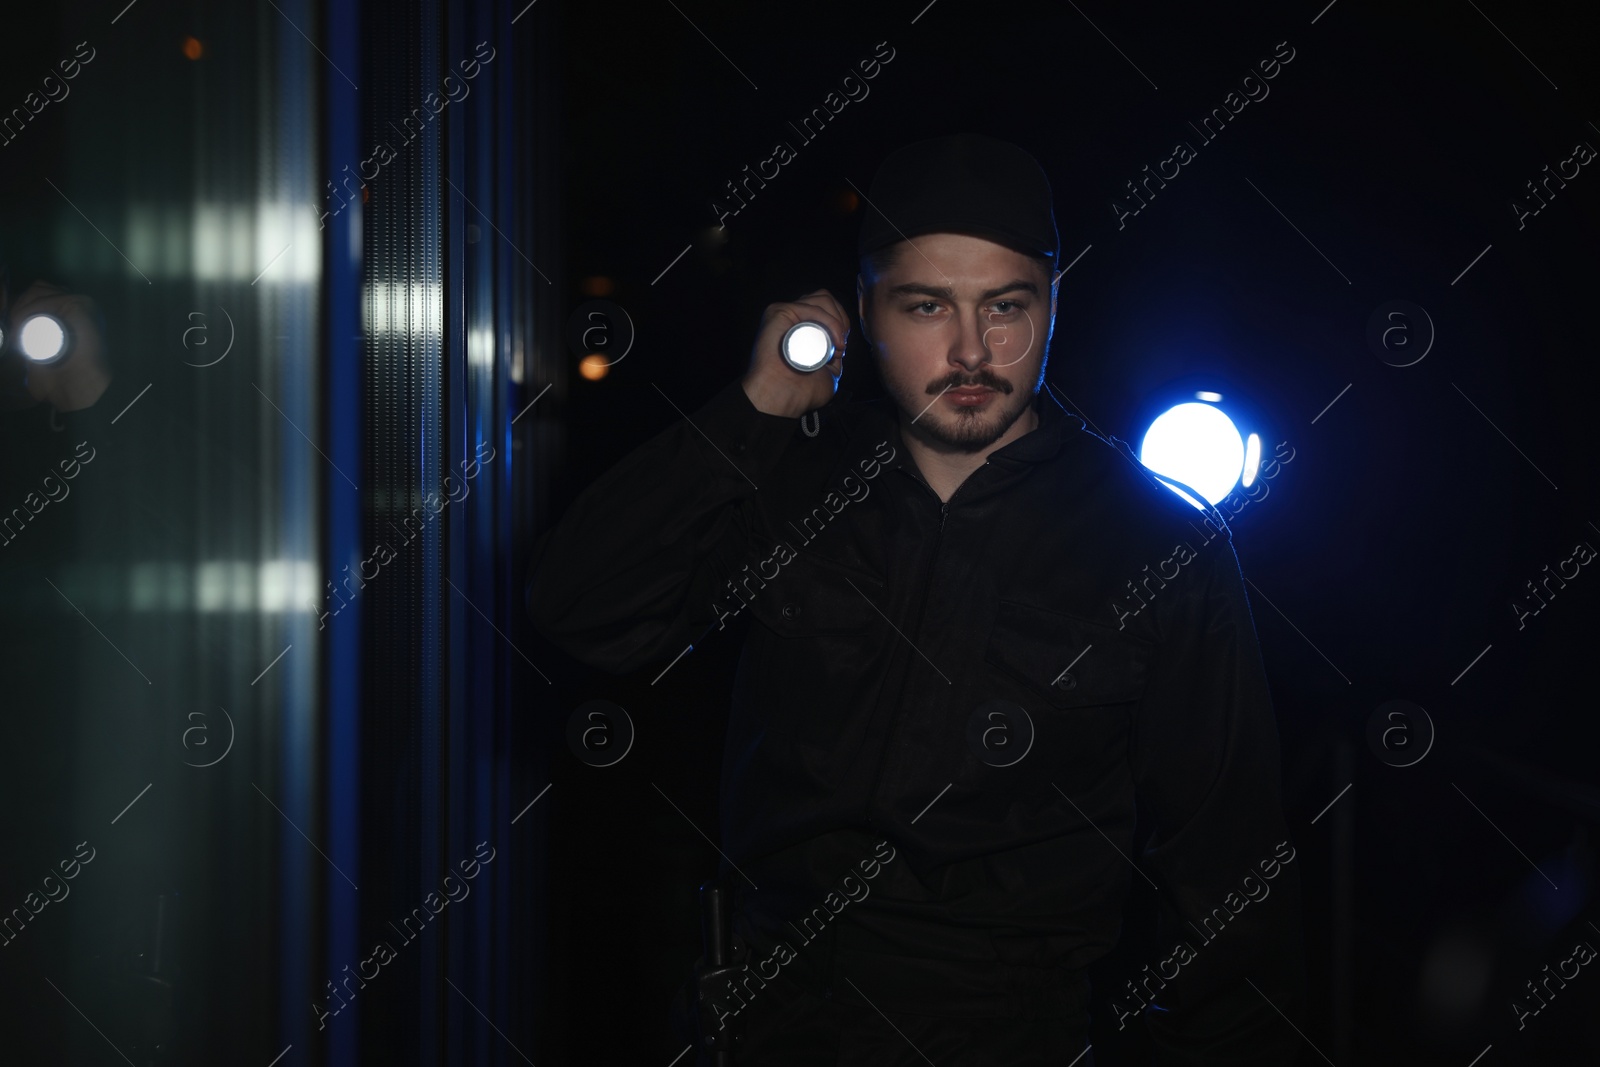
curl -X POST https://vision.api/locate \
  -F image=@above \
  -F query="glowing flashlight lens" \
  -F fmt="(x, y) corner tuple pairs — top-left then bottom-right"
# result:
(782, 321), (833, 372)
(19, 314), (68, 363)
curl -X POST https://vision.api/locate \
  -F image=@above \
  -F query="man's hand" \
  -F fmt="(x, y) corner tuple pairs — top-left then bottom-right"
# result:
(8, 281), (112, 412)
(740, 287), (849, 419)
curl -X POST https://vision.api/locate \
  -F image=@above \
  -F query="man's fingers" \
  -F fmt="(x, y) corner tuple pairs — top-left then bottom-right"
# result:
(790, 300), (850, 353)
(9, 284), (79, 325)
(800, 289), (852, 333)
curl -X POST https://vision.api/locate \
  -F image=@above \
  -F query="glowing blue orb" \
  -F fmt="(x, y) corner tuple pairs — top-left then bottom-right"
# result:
(1242, 433), (1262, 487)
(1139, 402), (1246, 508)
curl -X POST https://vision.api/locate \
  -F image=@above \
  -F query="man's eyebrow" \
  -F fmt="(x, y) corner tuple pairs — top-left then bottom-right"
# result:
(885, 279), (1040, 302)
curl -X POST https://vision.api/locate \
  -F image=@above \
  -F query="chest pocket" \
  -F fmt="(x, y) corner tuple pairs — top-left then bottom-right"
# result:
(748, 554), (883, 635)
(985, 599), (1152, 709)
(974, 598), (1154, 800)
(742, 551), (888, 758)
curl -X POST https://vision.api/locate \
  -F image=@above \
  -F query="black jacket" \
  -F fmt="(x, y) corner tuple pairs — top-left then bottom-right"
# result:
(528, 377), (1306, 1063)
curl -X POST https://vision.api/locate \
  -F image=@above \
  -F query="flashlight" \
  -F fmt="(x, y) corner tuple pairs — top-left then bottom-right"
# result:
(16, 313), (69, 365)
(781, 321), (835, 373)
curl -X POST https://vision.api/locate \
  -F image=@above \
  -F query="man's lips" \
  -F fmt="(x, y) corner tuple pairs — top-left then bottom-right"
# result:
(944, 384), (999, 407)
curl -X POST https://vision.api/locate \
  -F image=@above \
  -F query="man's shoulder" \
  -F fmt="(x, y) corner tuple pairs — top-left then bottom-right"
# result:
(830, 388), (898, 439)
(1049, 421), (1232, 551)
(779, 389), (902, 470)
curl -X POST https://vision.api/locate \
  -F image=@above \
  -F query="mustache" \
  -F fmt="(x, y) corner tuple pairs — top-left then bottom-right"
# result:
(929, 370), (1011, 394)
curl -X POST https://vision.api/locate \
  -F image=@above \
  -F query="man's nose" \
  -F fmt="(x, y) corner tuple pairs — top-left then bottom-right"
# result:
(949, 309), (991, 372)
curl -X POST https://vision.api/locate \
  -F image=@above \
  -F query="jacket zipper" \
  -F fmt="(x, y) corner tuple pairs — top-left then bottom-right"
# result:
(900, 461), (984, 635)
(895, 465), (977, 637)
(867, 464), (986, 824)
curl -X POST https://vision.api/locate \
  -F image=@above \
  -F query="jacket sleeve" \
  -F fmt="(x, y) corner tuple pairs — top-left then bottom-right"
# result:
(1128, 528), (1308, 1066)
(525, 378), (799, 674)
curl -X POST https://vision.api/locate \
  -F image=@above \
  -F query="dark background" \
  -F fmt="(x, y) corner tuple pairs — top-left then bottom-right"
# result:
(0, 0), (1596, 1064)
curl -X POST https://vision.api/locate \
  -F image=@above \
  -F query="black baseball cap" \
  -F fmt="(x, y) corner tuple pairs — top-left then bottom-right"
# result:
(857, 134), (1060, 270)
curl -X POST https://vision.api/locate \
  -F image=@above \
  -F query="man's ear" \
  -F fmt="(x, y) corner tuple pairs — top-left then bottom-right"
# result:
(856, 273), (872, 346)
(1042, 267), (1060, 353)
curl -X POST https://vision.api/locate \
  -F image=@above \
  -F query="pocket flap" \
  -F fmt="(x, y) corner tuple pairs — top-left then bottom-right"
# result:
(742, 550), (886, 637)
(984, 598), (1152, 710)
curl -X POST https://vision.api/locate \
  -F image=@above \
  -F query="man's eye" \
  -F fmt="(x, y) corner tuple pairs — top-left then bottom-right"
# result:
(910, 301), (941, 314)
(990, 300), (1020, 314)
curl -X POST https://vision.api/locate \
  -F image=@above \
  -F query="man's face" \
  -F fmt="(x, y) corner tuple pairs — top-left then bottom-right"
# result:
(857, 232), (1057, 452)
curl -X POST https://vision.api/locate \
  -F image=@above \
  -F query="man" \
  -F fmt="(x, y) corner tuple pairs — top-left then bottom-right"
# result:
(527, 133), (1306, 1065)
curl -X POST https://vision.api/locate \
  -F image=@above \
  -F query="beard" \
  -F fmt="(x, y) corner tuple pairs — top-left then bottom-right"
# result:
(893, 365), (1039, 453)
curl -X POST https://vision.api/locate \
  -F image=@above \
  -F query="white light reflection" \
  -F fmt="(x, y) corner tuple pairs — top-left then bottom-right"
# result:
(127, 560), (318, 613)
(469, 325), (496, 371)
(365, 280), (444, 340)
